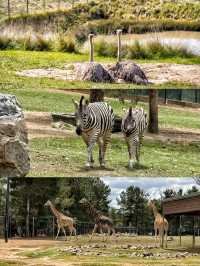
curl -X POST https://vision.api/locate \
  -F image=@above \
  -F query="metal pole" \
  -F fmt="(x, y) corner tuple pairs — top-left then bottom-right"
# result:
(32, 217), (35, 237)
(52, 216), (55, 239)
(4, 177), (10, 243)
(193, 216), (196, 248)
(179, 215), (182, 246)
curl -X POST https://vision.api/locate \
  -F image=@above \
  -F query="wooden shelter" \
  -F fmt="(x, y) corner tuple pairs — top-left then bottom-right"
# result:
(162, 193), (200, 247)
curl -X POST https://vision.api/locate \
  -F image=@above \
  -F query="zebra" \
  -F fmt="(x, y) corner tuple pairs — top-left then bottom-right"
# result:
(72, 96), (115, 168)
(121, 107), (148, 168)
(79, 198), (115, 239)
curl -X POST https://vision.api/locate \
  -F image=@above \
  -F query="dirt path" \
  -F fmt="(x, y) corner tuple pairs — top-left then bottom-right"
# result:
(0, 239), (70, 266)
(25, 111), (200, 143)
(17, 62), (200, 85)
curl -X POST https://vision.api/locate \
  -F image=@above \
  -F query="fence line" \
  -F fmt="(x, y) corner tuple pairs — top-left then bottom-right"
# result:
(0, 0), (89, 19)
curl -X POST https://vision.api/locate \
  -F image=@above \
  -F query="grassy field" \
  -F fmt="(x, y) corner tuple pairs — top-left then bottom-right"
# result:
(0, 50), (200, 92)
(30, 136), (200, 177)
(1, 236), (200, 265)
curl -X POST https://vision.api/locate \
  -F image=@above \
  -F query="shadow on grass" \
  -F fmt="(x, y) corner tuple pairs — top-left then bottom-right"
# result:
(78, 166), (115, 172)
(125, 164), (149, 171)
(166, 246), (200, 254)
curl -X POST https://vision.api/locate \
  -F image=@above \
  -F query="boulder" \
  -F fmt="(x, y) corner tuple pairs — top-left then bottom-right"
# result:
(0, 94), (30, 177)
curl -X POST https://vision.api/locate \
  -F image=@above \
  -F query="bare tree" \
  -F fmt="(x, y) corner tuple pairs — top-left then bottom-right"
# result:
(148, 89), (159, 134)
(7, 0), (11, 18)
(26, 0), (29, 14)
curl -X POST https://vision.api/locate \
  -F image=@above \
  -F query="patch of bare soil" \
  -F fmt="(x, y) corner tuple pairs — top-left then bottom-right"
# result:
(16, 62), (200, 85)
(0, 239), (68, 266)
(24, 111), (200, 143)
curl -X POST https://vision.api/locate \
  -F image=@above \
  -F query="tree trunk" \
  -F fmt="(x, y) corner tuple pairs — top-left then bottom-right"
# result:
(89, 89), (104, 103)
(148, 89), (159, 134)
(26, 0), (29, 14)
(7, 0), (11, 18)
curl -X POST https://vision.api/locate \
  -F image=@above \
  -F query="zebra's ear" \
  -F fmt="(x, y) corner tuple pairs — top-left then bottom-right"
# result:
(72, 99), (79, 110)
(129, 107), (132, 116)
(85, 99), (89, 106)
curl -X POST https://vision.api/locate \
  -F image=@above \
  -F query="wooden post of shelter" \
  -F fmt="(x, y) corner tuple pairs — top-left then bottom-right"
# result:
(4, 177), (10, 243)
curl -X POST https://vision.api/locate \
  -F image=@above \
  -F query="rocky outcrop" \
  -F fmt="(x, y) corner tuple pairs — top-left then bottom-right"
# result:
(0, 94), (30, 177)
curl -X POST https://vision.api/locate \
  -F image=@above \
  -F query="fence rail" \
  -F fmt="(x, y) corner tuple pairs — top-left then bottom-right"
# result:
(0, 0), (89, 19)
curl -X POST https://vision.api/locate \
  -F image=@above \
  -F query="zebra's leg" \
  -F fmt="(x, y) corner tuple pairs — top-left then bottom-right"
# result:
(98, 137), (104, 168)
(127, 139), (134, 169)
(100, 132), (111, 168)
(82, 132), (94, 167)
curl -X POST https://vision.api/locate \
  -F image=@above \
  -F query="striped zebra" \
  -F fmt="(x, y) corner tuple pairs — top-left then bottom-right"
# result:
(121, 107), (148, 168)
(72, 96), (115, 168)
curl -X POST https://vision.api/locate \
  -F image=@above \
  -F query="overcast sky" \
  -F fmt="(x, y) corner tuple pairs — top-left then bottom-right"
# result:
(101, 177), (200, 208)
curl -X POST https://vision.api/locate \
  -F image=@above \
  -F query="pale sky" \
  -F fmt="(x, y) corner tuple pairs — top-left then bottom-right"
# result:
(101, 177), (199, 208)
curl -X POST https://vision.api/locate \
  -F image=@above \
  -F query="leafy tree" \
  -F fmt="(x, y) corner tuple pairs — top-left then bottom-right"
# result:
(117, 186), (152, 234)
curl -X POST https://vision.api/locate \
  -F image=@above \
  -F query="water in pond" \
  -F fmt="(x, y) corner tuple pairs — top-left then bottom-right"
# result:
(91, 31), (200, 56)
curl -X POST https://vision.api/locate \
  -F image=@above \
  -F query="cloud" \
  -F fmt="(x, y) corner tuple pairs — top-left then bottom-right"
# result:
(101, 177), (199, 208)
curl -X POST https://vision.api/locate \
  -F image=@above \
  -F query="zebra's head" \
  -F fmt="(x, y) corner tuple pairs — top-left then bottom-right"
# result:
(72, 96), (90, 135)
(122, 107), (137, 136)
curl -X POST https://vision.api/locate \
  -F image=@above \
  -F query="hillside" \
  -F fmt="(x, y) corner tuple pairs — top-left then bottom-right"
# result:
(0, 0), (200, 33)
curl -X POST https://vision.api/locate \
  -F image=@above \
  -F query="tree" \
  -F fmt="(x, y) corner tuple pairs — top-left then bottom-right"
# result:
(148, 89), (158, 133)
(117, 186), (152, 234)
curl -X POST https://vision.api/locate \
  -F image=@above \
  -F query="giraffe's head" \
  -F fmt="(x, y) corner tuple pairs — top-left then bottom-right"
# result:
(148, 200), (155, 209)
(72, 96), (90, 135)
(44, 200), (51, 207)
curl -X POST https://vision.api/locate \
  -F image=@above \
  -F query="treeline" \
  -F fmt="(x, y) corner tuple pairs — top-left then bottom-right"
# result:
(0, 178), (200, 235)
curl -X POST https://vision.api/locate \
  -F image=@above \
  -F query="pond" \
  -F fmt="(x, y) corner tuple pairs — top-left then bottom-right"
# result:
(87, 31), (200, 56)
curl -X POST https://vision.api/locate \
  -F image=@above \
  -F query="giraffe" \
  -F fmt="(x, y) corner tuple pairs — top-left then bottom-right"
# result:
(79, 198), (115, 240)
(148, 200), (169, 247)
(44, 200), (77, 240)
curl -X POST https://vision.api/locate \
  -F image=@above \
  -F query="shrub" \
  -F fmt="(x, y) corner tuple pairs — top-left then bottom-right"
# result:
(57, 35), (78, 53)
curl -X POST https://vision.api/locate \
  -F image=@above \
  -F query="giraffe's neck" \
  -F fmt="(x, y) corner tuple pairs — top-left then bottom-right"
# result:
(49, 202), (60, 218)
(152, 204), (160, 218)
(87, 203), (101, 221)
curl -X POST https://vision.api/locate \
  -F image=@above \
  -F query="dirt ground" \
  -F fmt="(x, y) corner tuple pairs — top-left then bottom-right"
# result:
(0, 236), (200, 266)
(17, 62), (200, 85)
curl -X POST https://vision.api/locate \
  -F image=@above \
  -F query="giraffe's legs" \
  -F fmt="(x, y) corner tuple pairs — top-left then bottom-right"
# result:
(62, 227), (67, 240)
(154, 224), (158, 246)
(55, 226), (60, 240)
(90, 224), (98, 241)
(165, 228), (168, 248)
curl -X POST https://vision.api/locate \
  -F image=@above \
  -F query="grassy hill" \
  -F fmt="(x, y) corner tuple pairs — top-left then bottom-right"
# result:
(1, 0), (200, 34)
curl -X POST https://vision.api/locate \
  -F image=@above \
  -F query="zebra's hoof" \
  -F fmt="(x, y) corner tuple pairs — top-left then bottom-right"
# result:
(128, 160), (134, 169)
(85, 163), (91, 169)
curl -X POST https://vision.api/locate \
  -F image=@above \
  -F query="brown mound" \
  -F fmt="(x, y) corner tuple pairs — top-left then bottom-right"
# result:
(75, 62), (114, 83)
(108, 61), (148, 84)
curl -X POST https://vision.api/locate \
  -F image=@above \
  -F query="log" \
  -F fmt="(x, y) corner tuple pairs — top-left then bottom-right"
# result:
(51, 113), (122, 133)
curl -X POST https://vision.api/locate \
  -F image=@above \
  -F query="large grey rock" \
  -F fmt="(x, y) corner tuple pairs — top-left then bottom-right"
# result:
(0, 94), (30, 177)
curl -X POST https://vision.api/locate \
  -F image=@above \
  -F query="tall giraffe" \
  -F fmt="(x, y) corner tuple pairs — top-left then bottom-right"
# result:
(79, 198), (115, 240)
(44, 200), (77, 240)
(148, 201), (168, 247)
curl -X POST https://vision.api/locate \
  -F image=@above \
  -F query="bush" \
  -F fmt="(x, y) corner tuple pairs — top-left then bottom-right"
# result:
(57, 35), (78, 53)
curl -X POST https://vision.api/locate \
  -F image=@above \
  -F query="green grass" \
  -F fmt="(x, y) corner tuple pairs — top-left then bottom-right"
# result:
(0, 50), (200, 92)
(29, 137), (200, 177)
(1, 86), (200, 131)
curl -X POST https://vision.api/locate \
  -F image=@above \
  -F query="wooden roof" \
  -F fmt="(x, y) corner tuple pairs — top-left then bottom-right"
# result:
(162, 193), (200, 216)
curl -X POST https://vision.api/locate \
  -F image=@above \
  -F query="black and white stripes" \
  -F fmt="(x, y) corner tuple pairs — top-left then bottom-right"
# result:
(73, 96), (115, 168)
(121, 107), (148, 168)
(73, 96), (148, 169)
